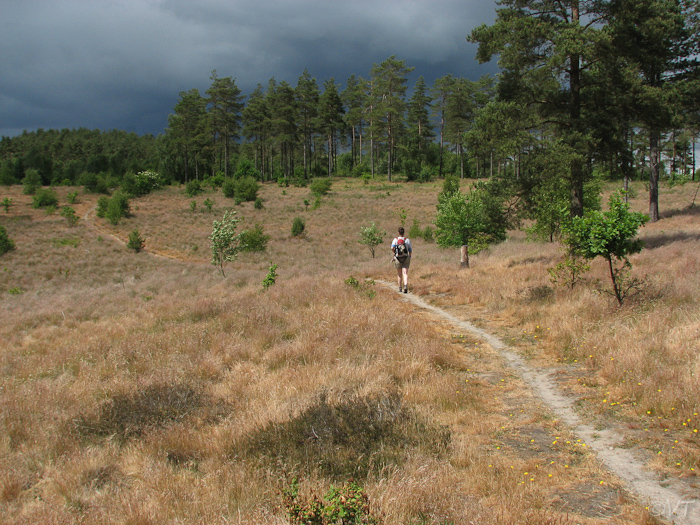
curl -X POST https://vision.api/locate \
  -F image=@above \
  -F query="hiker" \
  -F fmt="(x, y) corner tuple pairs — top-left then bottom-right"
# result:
(391, 227), (412, 293)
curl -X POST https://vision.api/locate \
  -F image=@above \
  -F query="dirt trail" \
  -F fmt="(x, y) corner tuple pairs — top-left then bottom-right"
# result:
(382, 281), (700, 525)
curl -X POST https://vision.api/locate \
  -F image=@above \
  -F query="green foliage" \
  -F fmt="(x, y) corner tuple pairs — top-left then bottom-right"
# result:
(239, 223), (270, 252)
(408, 218), (422, 239)
(209, 210), (241, 277)
(190, 200), (197, 212)
(358, 222), (385, 258)
(122, 170), (162, 197)
(562, 192), (649, 304)
(104, 191), (131, 225)
(440, 174), (460, 200)
(291, 217), (306, 237)
(282, 477), (378, 525)
(127, 229), (145, 253)
(262, 262), (278, 290)
(393, 207), (408, 227)
(422, 226), (433, 243)
(234, 158), (260, 180)
(310, 178), (332, 197)
(60, 206), (79, 227)
(254, 197), (263, 209)
(32, 188), (59, 209)
(22, 169), (42, 195)
(434, 182), (507, 259)
(203, 198), (214, 212)
(8, 287), (24, 295)
(66, 191), (78, 204)
(344, 276), (376, 298)
(548, 255), (590, 290)
(277, 176), (290, 187)
(96, 196), (110, 218)
(222, 176), (259, 204)
(185, 179), (202, 197)
(0, 225), (15, 255)
(2, 197), (12, 213)
(79, 171), (111, 194)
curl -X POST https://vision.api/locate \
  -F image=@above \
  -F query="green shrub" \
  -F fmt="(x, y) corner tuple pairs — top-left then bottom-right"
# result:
(32, 188), (59, 208)
(262, 262), (278, 290)
(122, 170), (162, 197)
(60, 206), (79, 226)
(185, 179), (202, 197)
(240, 223), (270, 252)
(221, 178), (236, 199)
(103, 191), (131, 225)
(408, 219), (422, 240)
(79, 171), (111, 194)
(234, 176), (259, 204)
(96, 196), (110, 218)
(422, 226), (434, 243)
(358, 223), (385, 258)
(254, 197), (263, 209)
(127, 230), (145, 253)
(66, 191), (79, 204)
(234, 159), (260, 180)
(22, 169), (42, 195)
(2, 197), (12, 213)
(204, 198), (214, 212)
(310, 178), (332, 197)
(291, 217), (306, 237)
(0, 225), (15, 255)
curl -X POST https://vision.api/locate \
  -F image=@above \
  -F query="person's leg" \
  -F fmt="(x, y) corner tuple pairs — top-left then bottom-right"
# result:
(396, 263), (403, 291)
(402, 267), (409, 291)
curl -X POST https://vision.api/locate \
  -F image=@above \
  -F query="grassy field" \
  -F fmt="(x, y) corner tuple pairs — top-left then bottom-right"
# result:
(1, 177), (699, 524)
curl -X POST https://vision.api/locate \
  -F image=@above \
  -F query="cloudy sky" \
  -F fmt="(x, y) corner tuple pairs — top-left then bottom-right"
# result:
(0, 0), (500, 138)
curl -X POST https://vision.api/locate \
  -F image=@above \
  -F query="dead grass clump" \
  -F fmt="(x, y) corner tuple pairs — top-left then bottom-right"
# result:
(236, 390), (450, 481)
(73, 383), (230, 443)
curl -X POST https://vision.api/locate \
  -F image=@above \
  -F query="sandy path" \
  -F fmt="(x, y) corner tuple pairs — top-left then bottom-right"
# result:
(383, 281), (700, 525)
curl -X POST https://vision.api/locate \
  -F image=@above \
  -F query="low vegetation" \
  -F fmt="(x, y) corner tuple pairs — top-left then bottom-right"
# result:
(0, 178), (698, 524)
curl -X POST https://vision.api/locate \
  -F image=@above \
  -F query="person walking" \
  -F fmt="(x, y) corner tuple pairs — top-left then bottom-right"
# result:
(391, 227), (412, 293)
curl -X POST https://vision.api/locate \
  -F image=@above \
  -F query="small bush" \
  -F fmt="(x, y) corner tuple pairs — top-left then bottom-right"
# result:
(122, 170), (162, 197)
(262, 262), (278, 290)
(105, 191), (131, 225)
(60, 206), (79, 226)
(22, 169), (42, 195)
(2, 197), (12, 213)
(254, 197), (263, 209)
(221, 178), (236, 199)
(66, 191), (79, 204)
(310, 178), (332, 197)
(185, 179), (202, 197)
(291, 217), (306, 237)
(234, 176), (259, 204)
(96, 196), (110, 218)
(0, 225), (15, 255)
(204, 198), (214, 212)
(240, 223), (270, 252)
(127, 229), (145, 253)
(32, 188), (59, 209)
(422, 226), (434, 242)
(408, 219), (422, 239)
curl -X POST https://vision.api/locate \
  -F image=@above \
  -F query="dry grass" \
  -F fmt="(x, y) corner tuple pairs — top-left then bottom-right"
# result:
(1, 177), (696, 523)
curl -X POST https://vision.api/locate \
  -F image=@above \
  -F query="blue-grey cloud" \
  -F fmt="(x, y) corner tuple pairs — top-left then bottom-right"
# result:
(0, 0), (499, 137)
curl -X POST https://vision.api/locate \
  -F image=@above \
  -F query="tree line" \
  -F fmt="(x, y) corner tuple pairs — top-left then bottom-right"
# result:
(1, 0), (698, 228)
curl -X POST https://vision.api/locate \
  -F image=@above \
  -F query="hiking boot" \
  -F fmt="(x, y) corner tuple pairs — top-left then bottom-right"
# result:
(403, 287), (408, 293)
(398, 286), (403, 293)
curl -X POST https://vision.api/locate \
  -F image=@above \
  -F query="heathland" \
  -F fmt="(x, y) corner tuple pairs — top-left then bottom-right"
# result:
(1, 178), (699, 524)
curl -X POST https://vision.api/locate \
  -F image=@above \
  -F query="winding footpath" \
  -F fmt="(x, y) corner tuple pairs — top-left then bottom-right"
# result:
(383, 281), (700, 525)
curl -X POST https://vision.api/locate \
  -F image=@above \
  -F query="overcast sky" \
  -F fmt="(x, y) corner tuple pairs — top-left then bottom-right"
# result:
(0, 0), (500, 138)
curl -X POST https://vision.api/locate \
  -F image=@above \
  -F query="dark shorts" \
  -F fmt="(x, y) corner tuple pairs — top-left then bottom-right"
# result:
(394, 257), (411, 270)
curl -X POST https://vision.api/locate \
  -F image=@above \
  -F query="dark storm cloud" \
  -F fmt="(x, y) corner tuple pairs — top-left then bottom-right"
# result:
(0, 0), (498, 137)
